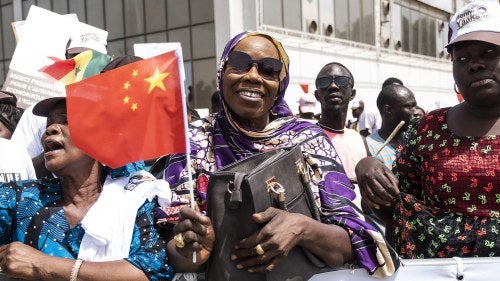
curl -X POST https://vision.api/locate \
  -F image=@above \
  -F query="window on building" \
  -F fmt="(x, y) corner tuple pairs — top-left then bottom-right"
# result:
(334, 0), (374, 45)
(397, 3), (443, 57)
(283, 0), (301, 31)
(263, 0), (283, 27)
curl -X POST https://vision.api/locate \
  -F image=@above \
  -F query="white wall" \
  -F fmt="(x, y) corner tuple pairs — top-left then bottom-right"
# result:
(275, 37), (457, 115)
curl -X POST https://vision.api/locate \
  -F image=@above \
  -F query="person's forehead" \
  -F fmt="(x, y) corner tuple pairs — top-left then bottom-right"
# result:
(232, 36), (279, 58)
(318, 64), (350, 77)
(395, 88), (416, 102)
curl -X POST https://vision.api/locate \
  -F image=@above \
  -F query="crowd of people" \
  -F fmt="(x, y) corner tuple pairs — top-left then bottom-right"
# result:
(0, 0), (498, 280)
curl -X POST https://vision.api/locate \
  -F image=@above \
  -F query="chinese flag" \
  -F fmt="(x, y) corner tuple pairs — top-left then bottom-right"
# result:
(39, 50), (112, 85)
(65, 51), (186, 168)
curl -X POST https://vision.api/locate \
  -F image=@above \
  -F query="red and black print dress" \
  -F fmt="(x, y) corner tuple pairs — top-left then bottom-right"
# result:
(390, 108), (500, 258)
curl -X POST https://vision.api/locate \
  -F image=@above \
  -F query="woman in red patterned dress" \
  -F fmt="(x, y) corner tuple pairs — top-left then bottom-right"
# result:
(356, 0), (500, 258)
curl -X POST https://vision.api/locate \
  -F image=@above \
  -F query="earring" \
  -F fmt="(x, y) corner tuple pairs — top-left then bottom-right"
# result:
(454, 84), (461, 95)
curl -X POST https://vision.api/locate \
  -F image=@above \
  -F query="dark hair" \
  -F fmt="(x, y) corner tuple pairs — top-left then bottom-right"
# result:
(381, 77), (403, 89)
(321, 62), (355, 87)
(376, 84), (408, 111)
(0, 103), (24, 133)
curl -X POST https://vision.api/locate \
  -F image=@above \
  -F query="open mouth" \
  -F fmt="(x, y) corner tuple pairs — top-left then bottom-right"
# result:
(44, 140), (64, 153)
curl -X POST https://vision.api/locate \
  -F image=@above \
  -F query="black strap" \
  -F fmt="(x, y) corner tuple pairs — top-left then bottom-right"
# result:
(25, 202), (63, 249)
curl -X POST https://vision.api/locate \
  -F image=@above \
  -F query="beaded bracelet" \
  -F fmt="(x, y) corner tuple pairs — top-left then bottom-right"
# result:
(70, 258), (84, 281)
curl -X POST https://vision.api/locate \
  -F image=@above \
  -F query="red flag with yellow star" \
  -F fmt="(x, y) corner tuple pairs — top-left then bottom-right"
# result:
(65, 50), (186, 168)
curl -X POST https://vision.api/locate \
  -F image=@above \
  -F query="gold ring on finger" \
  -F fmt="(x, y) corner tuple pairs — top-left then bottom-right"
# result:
(255, 244), (265, 256)
(174, 233), (185, 248)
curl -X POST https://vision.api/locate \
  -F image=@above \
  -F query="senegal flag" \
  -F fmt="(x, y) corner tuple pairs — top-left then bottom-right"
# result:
(39, 50), (112, 85)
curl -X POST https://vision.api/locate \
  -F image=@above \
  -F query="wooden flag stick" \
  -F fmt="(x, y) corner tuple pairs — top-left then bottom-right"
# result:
(373, 120), (405, 158)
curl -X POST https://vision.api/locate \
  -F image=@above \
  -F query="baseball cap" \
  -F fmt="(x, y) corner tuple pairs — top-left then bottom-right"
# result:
(33, 97), (66, 117)
(0, 91), (17, 106)
(67, 23), (108, 55)
(446, 1), (500, 50)
(299, 94), (317, 114)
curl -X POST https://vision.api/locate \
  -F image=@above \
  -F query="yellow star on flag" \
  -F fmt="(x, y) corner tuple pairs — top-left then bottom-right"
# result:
(123, 96), (130, 104)
(144, 67), (169, 94)
(132, 69), (139, 78)
(123, 81), (131, 90)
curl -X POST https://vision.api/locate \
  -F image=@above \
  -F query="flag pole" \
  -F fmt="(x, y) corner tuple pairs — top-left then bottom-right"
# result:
(373, 120), (405, 158)
(175, 46), (197, 264)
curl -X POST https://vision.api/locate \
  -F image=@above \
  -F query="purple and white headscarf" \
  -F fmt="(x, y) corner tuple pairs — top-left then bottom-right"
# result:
(160, 31), (398, 277)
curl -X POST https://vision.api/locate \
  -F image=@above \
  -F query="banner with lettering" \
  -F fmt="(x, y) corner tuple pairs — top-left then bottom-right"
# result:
(1, 5), (108, 109)
(2, 6), (74, 109)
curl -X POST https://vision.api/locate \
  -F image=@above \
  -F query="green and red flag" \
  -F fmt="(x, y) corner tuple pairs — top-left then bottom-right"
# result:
(65, 50), (186, 168)
(39, 50), (112, 85)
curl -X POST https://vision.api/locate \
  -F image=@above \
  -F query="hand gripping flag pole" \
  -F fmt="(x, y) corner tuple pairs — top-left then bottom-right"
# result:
(173, 46), (198, 263)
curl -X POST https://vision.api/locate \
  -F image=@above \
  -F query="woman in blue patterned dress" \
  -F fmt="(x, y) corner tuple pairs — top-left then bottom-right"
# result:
(0, 98), (174, 280)
(155, 31), (398, 280)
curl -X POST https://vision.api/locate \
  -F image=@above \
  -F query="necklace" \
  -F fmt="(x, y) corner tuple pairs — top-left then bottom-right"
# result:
(318, 122), (344, 133)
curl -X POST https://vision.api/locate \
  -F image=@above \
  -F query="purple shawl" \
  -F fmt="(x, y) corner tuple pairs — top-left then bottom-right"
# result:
(161, 31), (397, 277)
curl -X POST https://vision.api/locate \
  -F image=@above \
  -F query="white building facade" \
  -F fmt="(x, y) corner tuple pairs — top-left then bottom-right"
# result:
(0, 0), (481, 112)
(215, 0), (469, 114)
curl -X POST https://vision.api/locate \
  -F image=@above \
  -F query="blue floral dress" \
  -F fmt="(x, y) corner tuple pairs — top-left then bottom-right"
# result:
(0, 177), (174, 281)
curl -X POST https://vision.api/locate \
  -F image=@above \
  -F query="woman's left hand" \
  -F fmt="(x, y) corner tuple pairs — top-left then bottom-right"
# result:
(0, 241), (49, 279)
(231, 207), (306, 273)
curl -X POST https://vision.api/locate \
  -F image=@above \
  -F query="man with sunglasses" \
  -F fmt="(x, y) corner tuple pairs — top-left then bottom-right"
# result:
(314, 62), (368, 208)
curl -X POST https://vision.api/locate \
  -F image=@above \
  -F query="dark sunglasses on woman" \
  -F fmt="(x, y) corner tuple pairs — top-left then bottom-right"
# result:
(226, 51), (283, 81)
(315, 76), (352, 90)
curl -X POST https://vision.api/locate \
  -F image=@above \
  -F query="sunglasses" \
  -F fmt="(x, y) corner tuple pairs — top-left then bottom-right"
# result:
(315, 76), (352, 89)
(226, 51), (283, 81)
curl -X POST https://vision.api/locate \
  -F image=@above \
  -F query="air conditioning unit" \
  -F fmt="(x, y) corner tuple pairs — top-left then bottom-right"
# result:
(307, 19), (318, 33)
(383, 38), (390, 48)
(382, 0), (390, 16)
(323, 24), (333, 36)
(394, 40), (402, 50)
(437, 20), (445, 32)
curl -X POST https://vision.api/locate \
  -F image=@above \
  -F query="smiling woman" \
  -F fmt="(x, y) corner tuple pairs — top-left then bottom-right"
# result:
(221, 36), (282, 129)
(154, 31), (399, 280)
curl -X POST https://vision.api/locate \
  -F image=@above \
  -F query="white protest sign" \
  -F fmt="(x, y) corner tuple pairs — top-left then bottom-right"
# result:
(2, 6), (108, 109)
(2, 5), (76, 108)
